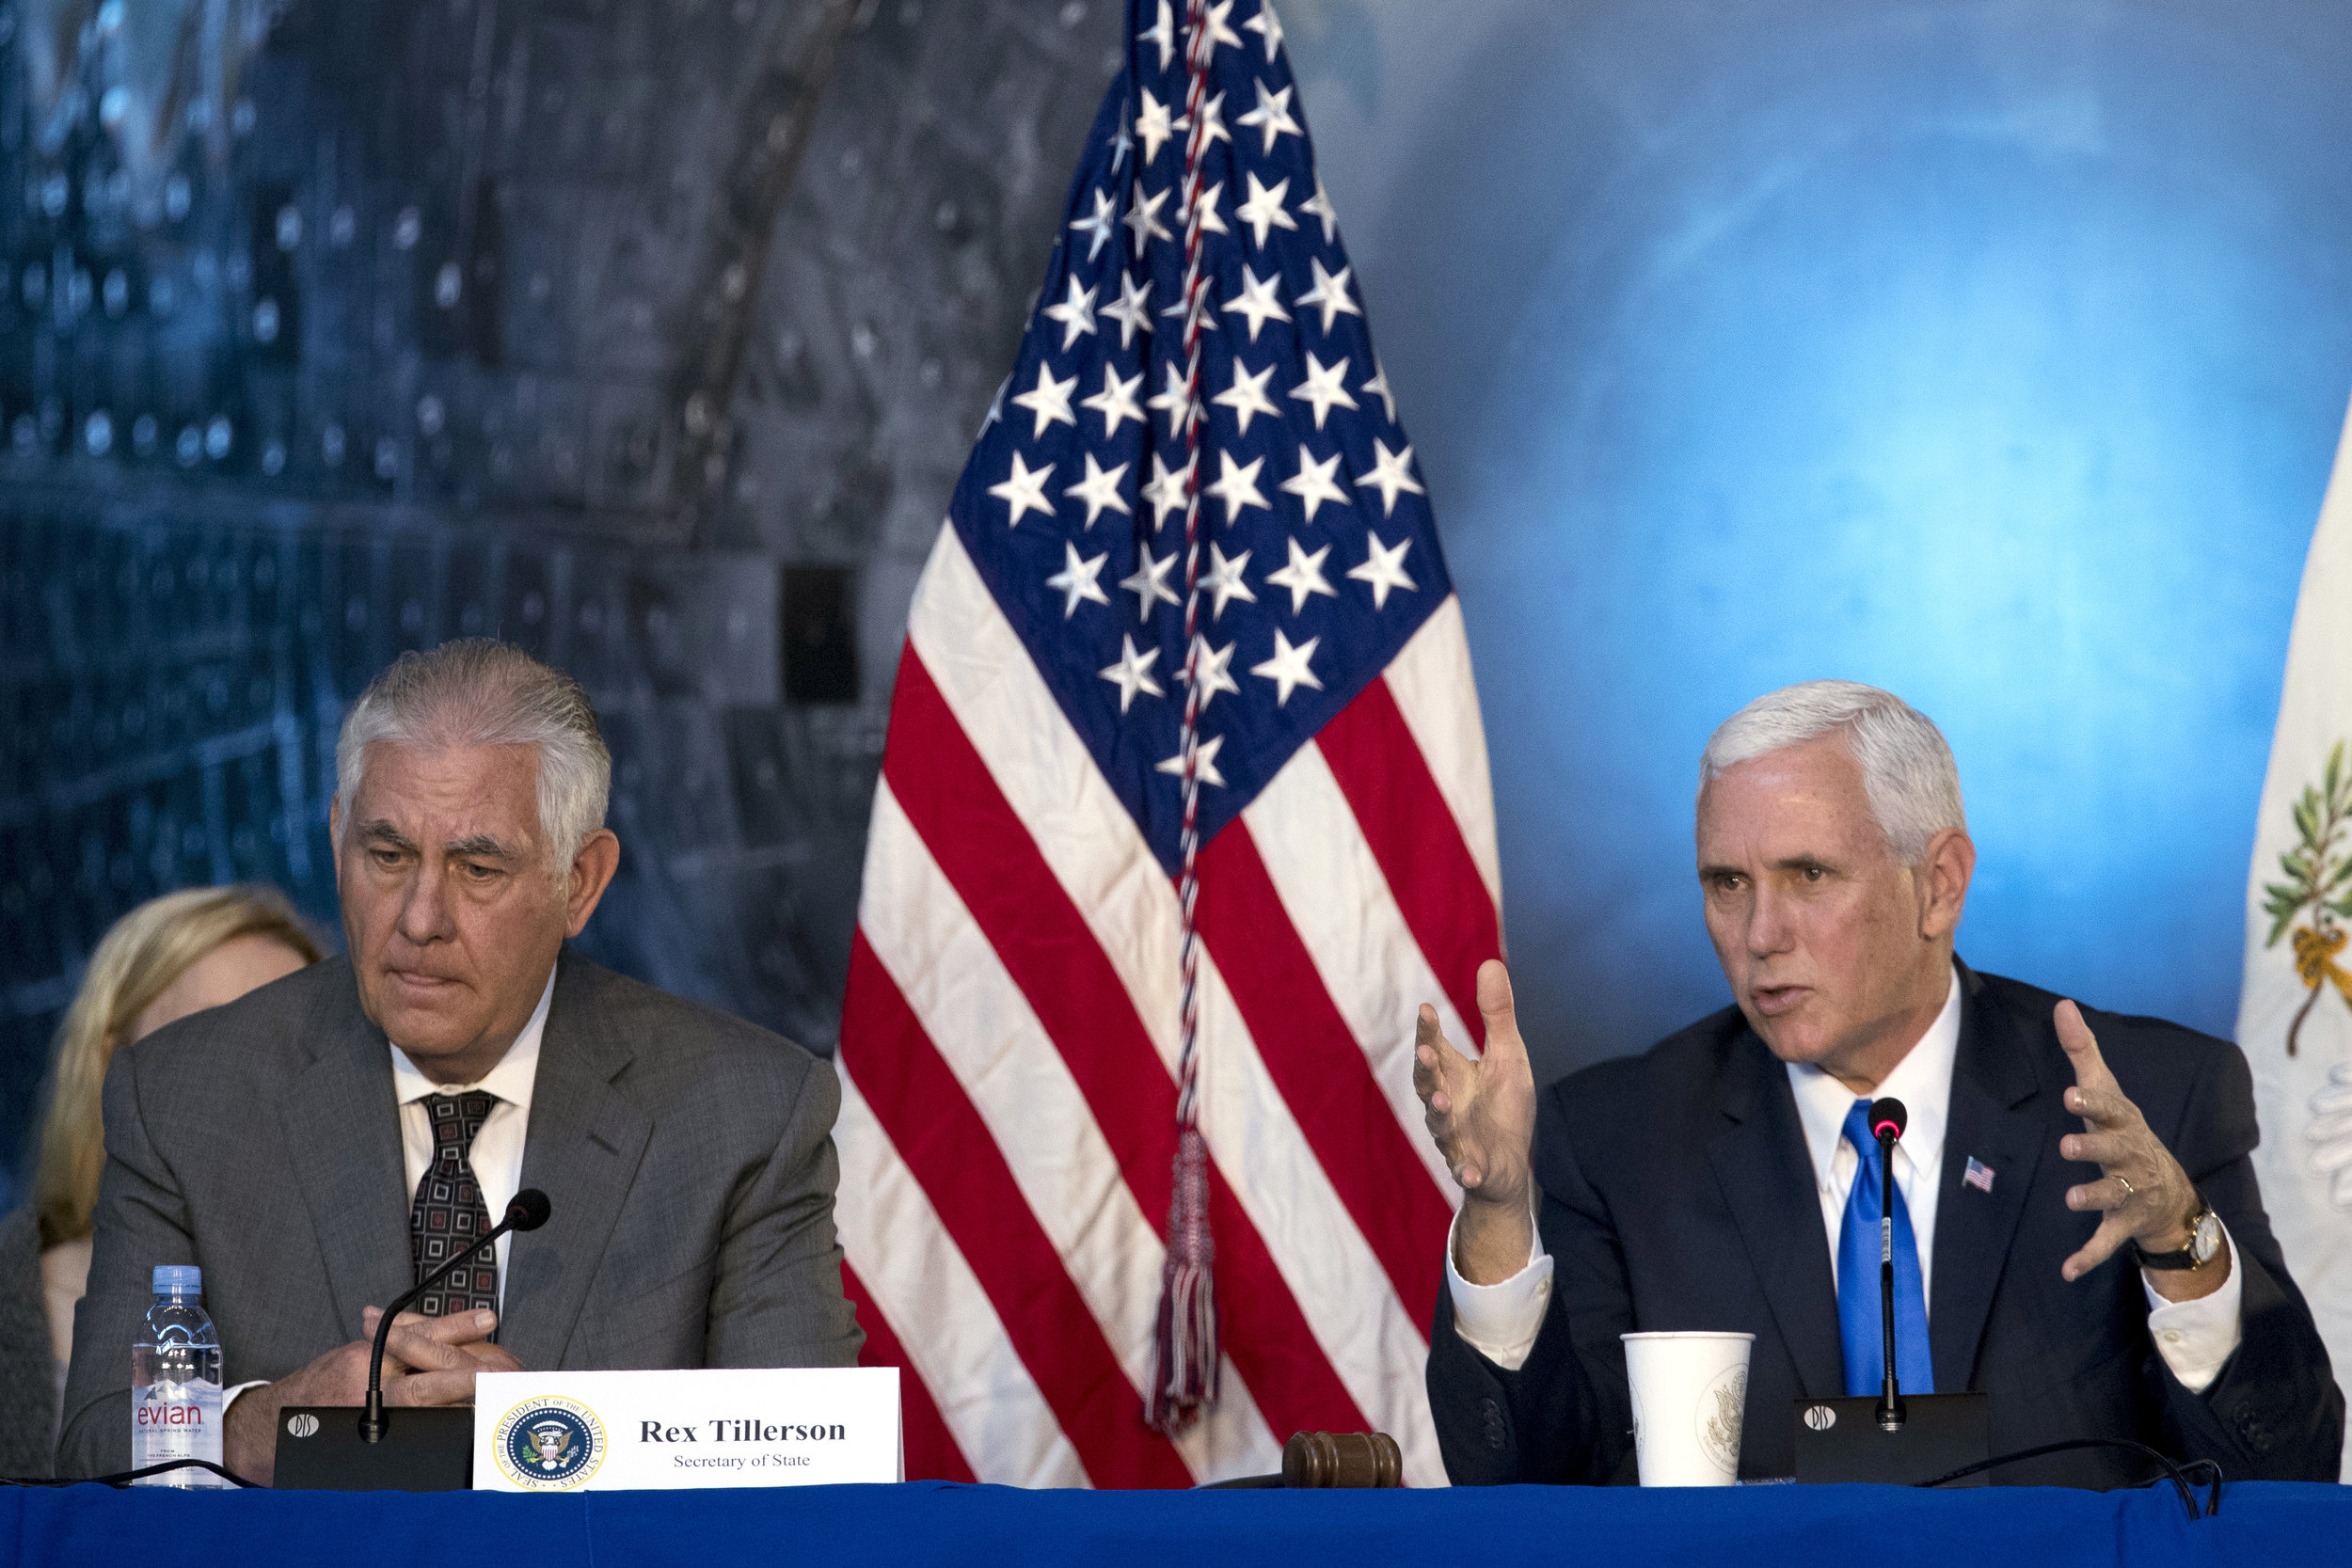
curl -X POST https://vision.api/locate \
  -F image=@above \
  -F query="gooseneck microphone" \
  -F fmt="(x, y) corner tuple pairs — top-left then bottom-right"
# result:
(1869, 1099), (1908, 1432)
(359, 1188), (552, 1443)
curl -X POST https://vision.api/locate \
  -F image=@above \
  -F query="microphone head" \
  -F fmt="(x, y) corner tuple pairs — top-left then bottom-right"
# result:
(506, 1189), (552, 1231)
(1868, 1098), (1908, 1144)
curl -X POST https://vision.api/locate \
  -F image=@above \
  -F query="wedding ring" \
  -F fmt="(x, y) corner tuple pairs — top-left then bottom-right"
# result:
(2114, 1175), (2136, 1199)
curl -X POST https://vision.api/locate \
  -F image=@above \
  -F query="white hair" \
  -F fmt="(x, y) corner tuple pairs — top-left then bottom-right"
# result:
(335, 640), (610, 873)
(1698, 680), (1965, 864)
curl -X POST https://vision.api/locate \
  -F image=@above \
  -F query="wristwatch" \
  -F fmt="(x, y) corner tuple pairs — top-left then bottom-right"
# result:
(2132, 1193), (2222, 1271)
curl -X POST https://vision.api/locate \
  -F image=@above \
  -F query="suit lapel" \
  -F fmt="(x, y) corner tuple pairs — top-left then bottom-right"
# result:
(274, 961), (412, 1338)
(1929, 964), (2046, 1393)
(1708, 1033), (1845, 1398)
(502, 956), (654, 1371)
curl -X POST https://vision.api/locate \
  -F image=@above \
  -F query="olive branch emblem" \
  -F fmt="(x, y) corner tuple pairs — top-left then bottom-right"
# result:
(2262, 740), (2352, 1055)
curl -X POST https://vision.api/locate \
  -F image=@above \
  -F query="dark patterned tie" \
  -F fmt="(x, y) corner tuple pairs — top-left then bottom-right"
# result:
(408, 1090), (501, 1317)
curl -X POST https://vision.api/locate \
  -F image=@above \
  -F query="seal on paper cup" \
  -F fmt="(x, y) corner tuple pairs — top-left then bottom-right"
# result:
(1694, 1362), (1748, 1475)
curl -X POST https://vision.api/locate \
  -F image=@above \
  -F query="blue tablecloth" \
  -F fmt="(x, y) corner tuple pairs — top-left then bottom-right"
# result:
(7, 1479), (2347, 1565)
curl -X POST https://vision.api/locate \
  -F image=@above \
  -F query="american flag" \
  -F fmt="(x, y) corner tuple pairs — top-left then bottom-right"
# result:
(833, 0), (1500, 1487)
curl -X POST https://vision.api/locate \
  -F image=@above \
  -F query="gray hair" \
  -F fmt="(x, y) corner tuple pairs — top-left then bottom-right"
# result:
(335, 640), (611, 872)
(1698, 680), (1965, 864)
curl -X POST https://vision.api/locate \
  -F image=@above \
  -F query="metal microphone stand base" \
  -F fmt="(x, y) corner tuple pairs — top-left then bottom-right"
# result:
(1791, 1392), (1991, 1485)
(272, 1405), (474, 1492)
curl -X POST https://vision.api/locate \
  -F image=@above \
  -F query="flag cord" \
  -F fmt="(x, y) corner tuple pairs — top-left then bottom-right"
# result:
(1146, 0), (1220, 1437)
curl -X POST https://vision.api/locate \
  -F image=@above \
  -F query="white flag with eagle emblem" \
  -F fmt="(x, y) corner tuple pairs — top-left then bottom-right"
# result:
(2238, 390), (2352, 1481)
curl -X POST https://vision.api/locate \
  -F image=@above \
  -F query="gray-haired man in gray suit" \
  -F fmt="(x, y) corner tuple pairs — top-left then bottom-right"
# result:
(59, 641), (862, 1482)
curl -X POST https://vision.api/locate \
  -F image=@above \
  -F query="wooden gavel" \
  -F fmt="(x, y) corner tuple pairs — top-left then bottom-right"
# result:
(1281, 1430), (1404, 1488)
(1204, 1431), (1406, 1488)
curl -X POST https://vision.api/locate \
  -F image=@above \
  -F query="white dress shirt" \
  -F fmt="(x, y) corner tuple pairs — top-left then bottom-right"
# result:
(1447, 965), (2243, 1391)
(389, 965), (554, 1313)
(225, 967), (553, 1411)
(1787, 965), (1962, 1305)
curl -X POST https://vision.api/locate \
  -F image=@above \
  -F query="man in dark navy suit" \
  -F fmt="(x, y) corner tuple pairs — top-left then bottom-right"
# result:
(1416, 681), (2342, 1485)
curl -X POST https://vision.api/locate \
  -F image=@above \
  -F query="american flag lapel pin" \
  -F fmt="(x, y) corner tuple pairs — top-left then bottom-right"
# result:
(1963, 1156), (1995, 1194)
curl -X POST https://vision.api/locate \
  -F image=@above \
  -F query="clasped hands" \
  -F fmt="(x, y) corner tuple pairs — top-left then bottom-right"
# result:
(1411, 962), (2227, 1298)
(223, 1305), (521, 1483)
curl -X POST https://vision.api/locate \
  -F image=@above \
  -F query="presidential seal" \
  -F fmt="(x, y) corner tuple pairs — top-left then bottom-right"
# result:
(492, 1396), (607, 1491)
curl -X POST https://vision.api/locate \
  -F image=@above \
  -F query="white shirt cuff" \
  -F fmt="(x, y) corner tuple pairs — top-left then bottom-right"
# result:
(221, 1379), (269, 1414)
(2141, 1217), (2243, 1394)
(1443, 1205), (1553, 1371)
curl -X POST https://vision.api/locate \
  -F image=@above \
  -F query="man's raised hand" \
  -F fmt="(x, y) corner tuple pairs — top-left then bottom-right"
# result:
(2054, 999), (2228, 1301)
(1413, 958), (1537, 1284)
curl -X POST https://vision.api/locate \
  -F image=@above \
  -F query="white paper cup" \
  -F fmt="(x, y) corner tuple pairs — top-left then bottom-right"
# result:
(1621, 1331), (1755, 1485)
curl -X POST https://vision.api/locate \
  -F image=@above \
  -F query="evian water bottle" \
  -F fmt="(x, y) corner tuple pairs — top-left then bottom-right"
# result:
(132, 1265), (225, 1486)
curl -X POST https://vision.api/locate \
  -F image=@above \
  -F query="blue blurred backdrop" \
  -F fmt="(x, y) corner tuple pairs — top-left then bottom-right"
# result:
(1284, 0), (2352, 1083)
(6, 0), (2349, 1186)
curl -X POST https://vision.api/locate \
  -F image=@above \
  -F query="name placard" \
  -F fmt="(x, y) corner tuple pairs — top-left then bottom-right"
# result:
(471, 1367), (901, 1492)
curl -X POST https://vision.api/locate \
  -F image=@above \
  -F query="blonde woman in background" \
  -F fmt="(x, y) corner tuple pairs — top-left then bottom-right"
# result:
(31, 886), (321, 1397)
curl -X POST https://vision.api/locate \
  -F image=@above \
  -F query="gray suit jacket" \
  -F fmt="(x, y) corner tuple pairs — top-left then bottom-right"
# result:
(0, 1202), (56, 1478)
(58, 951), (863, 1478)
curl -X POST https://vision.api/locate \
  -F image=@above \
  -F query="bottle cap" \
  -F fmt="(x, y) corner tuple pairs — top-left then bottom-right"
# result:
(151, 1264), (201, 1295)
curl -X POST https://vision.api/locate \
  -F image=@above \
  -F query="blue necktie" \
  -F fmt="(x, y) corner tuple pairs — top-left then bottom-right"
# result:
(1836, 1099), (1933, 1397)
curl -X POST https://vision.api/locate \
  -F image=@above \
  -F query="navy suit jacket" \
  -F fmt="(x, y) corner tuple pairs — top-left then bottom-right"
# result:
(1425, 963), (2344, 1486)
